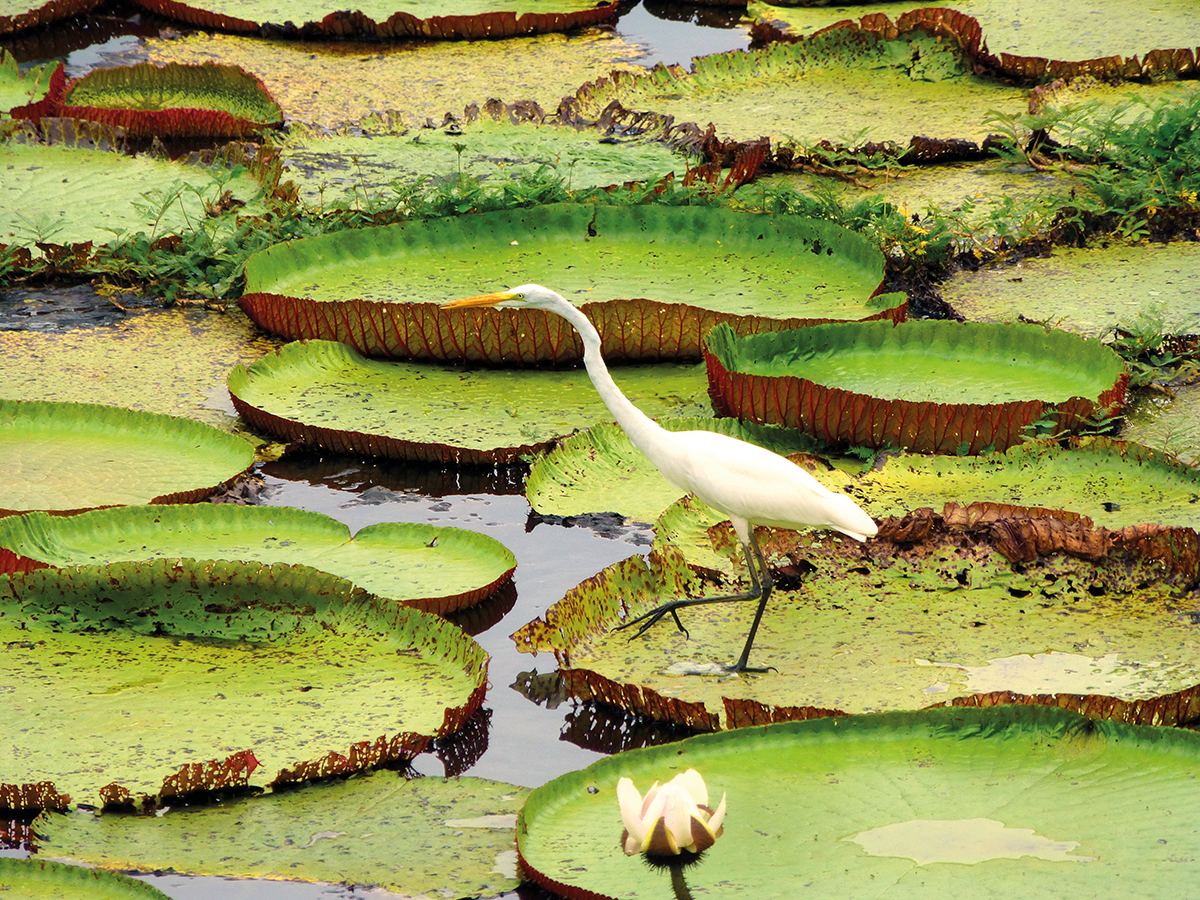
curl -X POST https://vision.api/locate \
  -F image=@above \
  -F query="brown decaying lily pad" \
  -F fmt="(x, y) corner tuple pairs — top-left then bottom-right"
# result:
(752, 8), (1200, 84)
(126, 0), (618, 40)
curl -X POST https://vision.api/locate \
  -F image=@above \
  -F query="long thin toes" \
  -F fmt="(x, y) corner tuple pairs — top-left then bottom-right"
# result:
(669, 610), (689, 639)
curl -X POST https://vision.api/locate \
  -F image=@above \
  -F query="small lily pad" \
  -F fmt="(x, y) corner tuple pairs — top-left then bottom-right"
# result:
(12, 61), (283, 138)
(240, 204), (897, 363)
(519, 705), (1200, 900)
(0, 504), (517, 614)
(0, 559), (488, 806)
(228, 339), (714, 465)
(0, 857), (171, 899)
(0, 399), (255, 515)
(705, 320), (1129, 453)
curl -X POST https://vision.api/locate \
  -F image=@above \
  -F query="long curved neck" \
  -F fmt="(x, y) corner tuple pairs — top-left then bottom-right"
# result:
(556, 299), (666, 453)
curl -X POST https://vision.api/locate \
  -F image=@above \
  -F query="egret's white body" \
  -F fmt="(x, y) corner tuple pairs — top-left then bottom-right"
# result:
(445, 284), (877, 671)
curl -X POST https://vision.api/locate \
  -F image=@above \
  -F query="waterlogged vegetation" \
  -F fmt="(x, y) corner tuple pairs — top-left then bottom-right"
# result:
(2, 2), (1200, 898)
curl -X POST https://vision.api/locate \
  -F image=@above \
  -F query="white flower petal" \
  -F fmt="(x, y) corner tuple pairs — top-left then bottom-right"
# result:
(672, 769), (709, 808)
(709, 792), (727, 834)
(617, 778), (645, 841)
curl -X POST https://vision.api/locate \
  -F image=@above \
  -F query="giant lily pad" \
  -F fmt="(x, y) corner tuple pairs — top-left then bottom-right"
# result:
(752, 2), (1200, 76)
(854, 438), (1200, 530)
(942, 243), (1200, 339)
(239, 204), (900, 363)
(519, 705), (1200, 900)
(137, 30), (649, 130)
(704, 320), (1129, 454)
(513, 499), (1199, 727)
(0, 504), (516, 614)
(127, 0), (618, 39)
(229, 339), (714, 465)
(38, 773), (525, 896)
(0, 559), (488, 807)
(0, 399), (254, 515)
(571, 25), (1029, 145)
(0, 858), (171, 899)
(0, 306), (282, 430)
(280, 111), (694, 208)
(11, 62), (282, 138)
(0, 122), (269, 249)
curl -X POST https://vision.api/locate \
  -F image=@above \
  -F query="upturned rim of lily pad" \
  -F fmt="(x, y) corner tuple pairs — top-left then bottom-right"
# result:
(0, 399), (255, 516)
(10, 61), (282, 139)
(124, 0), (619, 40)
(704, 320), (1129, 454)
(0, 504), (517, 615)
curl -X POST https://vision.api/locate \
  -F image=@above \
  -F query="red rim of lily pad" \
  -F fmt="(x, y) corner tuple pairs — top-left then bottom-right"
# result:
(11, 62), (282, 139)
(125, 0), (619, 39)
(753, 8), (1200, 84)
(704, 320), (1129, 454)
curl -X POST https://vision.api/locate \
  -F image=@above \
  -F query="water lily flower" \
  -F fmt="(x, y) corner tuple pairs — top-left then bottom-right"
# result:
(618, 769), (726, 857)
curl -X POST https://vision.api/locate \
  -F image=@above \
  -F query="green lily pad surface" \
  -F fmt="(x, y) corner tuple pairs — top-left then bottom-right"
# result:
(229, 340), (713, 465)
(0, 504), (516, 614)
(0, 130), (267, 248)
(854, 438), (1200, 529)
(0, 399), (254, 514)
(514, 500), (1198, 723)
(1123, 387), (1200, 468)
(128, 0), (616, 39)
(136, 30), (648, 130)
(0, 307), (282, 431)
(526, 418), (828, 524)
(38, 774), (524, 896)
(942, 243), (1200, 338)
(0, 559), (488, 806)
(0, 858), (171, 900)
(572, 28), (1029, 145)
(281, 113), (692, 207)
(240, 204), (895, 362)
(520, 706), (1200, 900)
(705, 320), (1128, 453)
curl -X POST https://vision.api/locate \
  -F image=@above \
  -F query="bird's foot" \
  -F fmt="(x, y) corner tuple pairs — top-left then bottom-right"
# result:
(614, 603), (691, 640)
(663, 660), (777, 679)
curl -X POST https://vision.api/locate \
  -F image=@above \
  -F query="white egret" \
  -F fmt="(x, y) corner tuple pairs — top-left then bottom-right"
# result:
(443, 284), (877, 673)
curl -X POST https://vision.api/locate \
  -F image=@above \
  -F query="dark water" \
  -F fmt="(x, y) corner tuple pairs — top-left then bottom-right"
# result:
(0, 4), (751, 897)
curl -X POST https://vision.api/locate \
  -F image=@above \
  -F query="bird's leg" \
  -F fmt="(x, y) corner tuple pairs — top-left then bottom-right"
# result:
(614, 532), (778, 675)
(728, 533), (775, 674)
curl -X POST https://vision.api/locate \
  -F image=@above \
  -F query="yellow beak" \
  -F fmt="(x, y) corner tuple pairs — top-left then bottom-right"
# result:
(442, 291), (513, 309)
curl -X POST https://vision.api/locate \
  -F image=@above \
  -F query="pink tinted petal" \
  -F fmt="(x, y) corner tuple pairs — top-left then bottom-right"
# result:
(660, 784), (697, 851)
(640, 781), (661, 819)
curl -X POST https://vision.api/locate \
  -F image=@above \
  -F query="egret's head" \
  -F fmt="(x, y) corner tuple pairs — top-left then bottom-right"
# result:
(443, 283), (560, 311)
